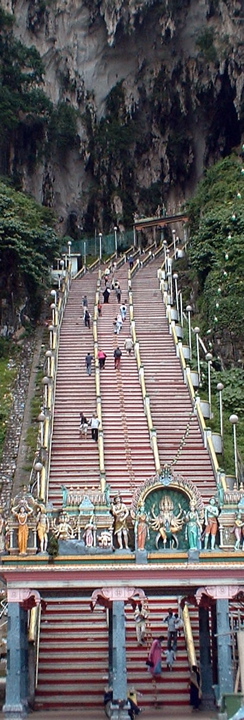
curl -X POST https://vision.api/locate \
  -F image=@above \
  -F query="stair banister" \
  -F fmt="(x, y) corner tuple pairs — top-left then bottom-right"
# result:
(150, 431), (161, 474)
(194, 395), (206, 440)
(130, 320), (136, 344)
(185, 366), (196, 404)
(154, 243), (164, 259)
(28, 604), (41, 689)
(133, 340), (140, 366)
(206, 434), (219, 476)
(162, 275), (220, 482)
(129, 271), (162, 476)
(182, 603), (197, 669)
(171, 322), (179, 348)
(94, 292), (106, 490)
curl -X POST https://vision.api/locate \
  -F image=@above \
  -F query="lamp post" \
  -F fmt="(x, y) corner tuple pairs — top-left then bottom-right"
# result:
(68, 240), (72, 257)
(59, 259), (65, 290)
(166, 249), (170, 280)
(173, 273), (179, 315)
(50, 289), (57, 305)
(83, 240), (87, 268)
(99, 232), (102, 263)
(34, 461), (43, 498)
(38, 412), (46, 447)
(179, 292), (183, 326)
(48, 324), (54, 350)
(193, 326), (200, 378)
(186, 305), (192, 358)
(50, 303), (56, 326)
(163, 240), (168, 275)
(114, 226), (118, 257)
(217, 382), (224, 439)
(168, 255), (173, 303)
(42, 376), (49, 410)
(205, 352), (213, 418)
(172, 229), (176, 256)
(45, 350), (52, 377)
(229, 414), (239, 481)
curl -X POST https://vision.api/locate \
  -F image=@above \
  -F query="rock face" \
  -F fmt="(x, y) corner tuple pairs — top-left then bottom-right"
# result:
(1, 0), (244, 231)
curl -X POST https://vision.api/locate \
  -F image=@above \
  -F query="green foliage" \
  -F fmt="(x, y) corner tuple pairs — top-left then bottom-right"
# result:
(82, 81), (139, 229)
(105, 81), (125, 120)
(0, 181), (61, 318)
(196, 27), (218, 63)
(187, 156), (244, 357)
(139, 181), (164, 215)
(48, 102), (78, 151)
(186, 155), (244, 473)
(48, 534), (59, 558)
(0, 7), (14, 30)
(0, 10), (80, 174)
(214, 369), (244, 415)
(0, 351), (18, 460)
(0, 10), (48, 140)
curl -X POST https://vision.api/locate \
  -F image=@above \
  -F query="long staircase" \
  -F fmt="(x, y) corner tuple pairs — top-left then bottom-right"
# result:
(131, 260), (216, 501)
(36, 592), (200, 711)
(48, 272), (100, 509)
(35, 257), (218, 711)
(97, 264), (156, 503)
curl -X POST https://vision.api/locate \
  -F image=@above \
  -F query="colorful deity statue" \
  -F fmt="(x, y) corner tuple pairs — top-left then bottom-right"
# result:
(135, 503), (149, 551)
(232, 511), (244, 551)
(184, 501), (202, 551)
(111, 494), (129, 550)
(203, 497), (219, 550)
(53, 512), (74, 540)
(12, 501), (33, 555)
(149, 496), (184, 549)
(36, 505), (50, 553)
(83, 514), (96, 547)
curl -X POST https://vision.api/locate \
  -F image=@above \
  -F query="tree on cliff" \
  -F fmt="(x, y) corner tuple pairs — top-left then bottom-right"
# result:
(0, 181), (61, 324)
(0, 7), (78, 180)
(0, 7), (53, 175)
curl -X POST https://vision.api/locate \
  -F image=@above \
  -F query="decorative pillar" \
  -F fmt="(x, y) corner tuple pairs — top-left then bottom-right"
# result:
(237, 631), (244, 692)
(199, 606), (214, 708)
(216, 597), (233, 696)
(108, 606), (113, 686)
(3, 589), (41, 719)
(110, 600), (130, 720)
(90, 587), (146, 720)
(3, 602), (29, 718)
(196, 585), (239, 704)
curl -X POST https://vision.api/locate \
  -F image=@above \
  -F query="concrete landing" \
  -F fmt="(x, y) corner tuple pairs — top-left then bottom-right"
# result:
(0, 708), (219, 720)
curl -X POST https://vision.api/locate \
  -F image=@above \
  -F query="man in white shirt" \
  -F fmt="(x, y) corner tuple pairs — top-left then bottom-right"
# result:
(90, 413), (100, 441)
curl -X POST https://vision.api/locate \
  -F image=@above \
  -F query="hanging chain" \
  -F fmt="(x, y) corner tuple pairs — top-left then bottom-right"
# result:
(168, 403), (196, 468)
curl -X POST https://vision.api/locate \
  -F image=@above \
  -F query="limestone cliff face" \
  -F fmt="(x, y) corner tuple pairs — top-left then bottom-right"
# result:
(1, 0), (244, 233)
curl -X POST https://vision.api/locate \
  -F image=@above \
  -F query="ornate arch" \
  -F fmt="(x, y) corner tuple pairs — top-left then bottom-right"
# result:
(130, 466), (204, 521)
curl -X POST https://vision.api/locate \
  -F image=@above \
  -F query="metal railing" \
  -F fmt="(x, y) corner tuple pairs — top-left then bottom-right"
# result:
(93, 273), (106, 491)
(29, 265), (72, 504)
(182, 603), (197, 668)
(159, 266), (222, 485)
